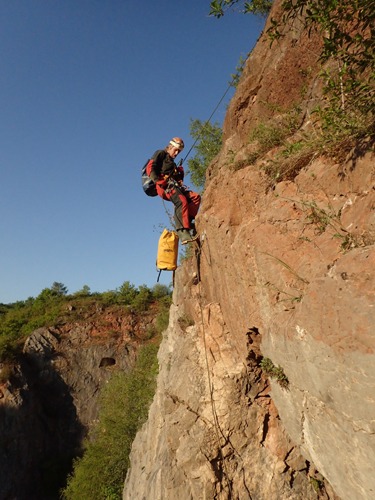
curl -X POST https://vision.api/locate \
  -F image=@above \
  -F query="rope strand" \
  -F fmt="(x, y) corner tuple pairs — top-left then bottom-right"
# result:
(182, 81), (233, 164)
(195, 237), (234, 499)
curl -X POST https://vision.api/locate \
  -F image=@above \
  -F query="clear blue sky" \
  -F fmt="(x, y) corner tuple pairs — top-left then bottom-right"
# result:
(1, 0), (264, 304)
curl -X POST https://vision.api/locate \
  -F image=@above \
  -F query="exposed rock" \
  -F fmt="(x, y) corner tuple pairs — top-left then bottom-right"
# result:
(124, 1), (374, 499)
(0, 305), (155, 499)
(124, 302), (326, 499)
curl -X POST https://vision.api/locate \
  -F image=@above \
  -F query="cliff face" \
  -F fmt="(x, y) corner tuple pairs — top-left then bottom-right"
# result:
(123, 2), (375, 499)
(0, 303), (155, 499)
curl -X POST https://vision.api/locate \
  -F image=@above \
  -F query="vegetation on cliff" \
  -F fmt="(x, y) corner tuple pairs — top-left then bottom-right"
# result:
(269, 0), (374, 132)
(0, 280), (170, 372)
(208, 0), (374, 186)
(0, 281), (170, 499)
(61, 295), (169, 499)
(187, 119), (222, 191)
(209, 0), (273, 18)
(62, 339), (162, 500)
(266, 2), (373, 181)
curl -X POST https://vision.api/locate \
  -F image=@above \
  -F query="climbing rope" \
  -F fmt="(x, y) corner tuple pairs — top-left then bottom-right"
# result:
(182, 80), (233, 164)
(193, 236), (234, 498)
(156, 79), (243, 494)
(161, 77), (254, 497)
(160, 79), (235, 239)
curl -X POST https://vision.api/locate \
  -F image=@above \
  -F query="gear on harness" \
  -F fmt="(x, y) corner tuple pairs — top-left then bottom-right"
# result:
(145, 137), (201, 239)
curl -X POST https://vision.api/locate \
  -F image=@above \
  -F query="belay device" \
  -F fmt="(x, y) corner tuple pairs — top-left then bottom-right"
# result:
(156, 229), (179, 282)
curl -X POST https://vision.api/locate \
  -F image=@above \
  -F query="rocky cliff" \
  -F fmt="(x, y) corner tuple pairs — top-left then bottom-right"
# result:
(123, 2), (375, 499)
(0, 303), (156, 499)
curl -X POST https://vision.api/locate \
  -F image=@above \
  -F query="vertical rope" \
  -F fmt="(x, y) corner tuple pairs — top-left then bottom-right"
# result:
(182, 82), (233, 164)
(195, 238), (233, 498)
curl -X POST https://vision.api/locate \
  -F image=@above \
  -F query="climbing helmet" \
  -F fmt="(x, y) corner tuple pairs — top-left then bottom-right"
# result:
(169, 137), (184, 151)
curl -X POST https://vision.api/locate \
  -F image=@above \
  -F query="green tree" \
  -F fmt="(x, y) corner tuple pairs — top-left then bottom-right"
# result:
(35, 282), (67, 303)
(132, 285), (152, 312)
(151, 283), (171, 299)
(36, 288), (55, 302)
(50, 282), (68, 296)
(210, 0), (273, 18)
(187, 119), (222, 191)
(118, 281), (138, 304)
(73, 285), (91, 297)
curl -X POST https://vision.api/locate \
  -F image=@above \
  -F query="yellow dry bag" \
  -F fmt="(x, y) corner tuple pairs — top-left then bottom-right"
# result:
(156, 229), (179, 280)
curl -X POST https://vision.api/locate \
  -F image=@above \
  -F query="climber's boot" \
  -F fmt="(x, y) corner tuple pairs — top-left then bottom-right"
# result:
(178, 229), (198, 245)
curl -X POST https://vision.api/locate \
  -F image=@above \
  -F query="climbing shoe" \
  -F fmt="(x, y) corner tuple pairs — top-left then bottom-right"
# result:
(181, 234), (199, 245)
(178, 229), (198, 245)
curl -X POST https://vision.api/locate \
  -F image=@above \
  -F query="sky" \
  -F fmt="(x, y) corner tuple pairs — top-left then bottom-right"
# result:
(1, 0), (265, 304)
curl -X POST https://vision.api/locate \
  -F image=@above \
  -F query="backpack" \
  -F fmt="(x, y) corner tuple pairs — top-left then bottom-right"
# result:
(141, 159), (157, 197)
(156, 229), (179, 281)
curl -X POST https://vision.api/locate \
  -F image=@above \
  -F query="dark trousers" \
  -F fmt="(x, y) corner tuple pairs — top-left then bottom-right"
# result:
(157, 184), (200, 230)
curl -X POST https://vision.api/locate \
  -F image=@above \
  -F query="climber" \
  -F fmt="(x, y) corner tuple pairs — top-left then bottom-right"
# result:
(146, 137), (201, 244)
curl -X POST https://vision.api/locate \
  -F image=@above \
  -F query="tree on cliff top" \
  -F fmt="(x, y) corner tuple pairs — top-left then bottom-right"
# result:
(210, 0), (273, 17)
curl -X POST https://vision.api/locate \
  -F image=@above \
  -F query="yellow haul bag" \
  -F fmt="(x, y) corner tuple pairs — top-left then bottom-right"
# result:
(157, 229), (179, 273)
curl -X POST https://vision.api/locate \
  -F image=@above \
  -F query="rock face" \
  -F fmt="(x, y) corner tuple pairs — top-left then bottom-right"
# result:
(123, 2), (374, 499)
(0, 304), (155, 499)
